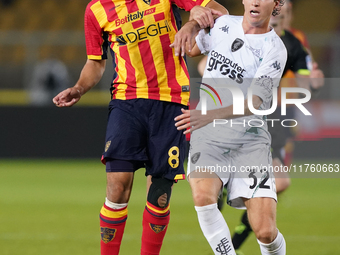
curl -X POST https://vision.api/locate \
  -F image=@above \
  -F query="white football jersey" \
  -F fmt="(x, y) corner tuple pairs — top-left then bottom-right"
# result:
(194, 15), (287, 145)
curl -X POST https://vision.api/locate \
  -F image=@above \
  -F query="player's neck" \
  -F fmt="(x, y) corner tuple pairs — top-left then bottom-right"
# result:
(242, 19), (271, 35)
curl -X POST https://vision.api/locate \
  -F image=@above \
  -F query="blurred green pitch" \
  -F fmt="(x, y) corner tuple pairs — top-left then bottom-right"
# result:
(0, 159), (339, 255)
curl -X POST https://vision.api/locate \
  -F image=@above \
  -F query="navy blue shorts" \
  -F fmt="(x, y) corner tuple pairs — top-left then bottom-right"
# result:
(102, 99), (187, 181)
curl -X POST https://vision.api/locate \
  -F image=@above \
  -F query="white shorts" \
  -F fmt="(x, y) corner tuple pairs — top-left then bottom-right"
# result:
(187, 137), (277, 209)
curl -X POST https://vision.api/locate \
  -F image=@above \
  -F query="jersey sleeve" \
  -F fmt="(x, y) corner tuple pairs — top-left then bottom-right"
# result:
(171, 0), (210, 11)
(84, 4), (109, 60)
(250, 43), (287, 107)
(195, 29), (212, 55)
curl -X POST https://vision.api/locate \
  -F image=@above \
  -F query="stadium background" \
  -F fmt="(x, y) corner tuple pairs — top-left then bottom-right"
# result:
(0, 0), (339, 254)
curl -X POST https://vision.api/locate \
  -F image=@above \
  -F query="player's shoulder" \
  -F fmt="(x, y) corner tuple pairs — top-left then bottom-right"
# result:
(263, 30), (287, 60)
(269, 30), (286, 52)
(214, 15), (242, 25)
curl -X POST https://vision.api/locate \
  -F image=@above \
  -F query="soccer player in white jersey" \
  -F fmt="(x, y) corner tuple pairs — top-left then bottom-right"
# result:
(171, 0), (287, 254)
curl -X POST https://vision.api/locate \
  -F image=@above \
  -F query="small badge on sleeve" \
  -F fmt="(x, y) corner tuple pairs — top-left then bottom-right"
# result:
(182, 85), (190, 92)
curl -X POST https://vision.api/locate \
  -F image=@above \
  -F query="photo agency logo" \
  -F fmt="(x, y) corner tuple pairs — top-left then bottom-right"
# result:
(199, 80), (312, 128)
(199, 82), (223, 114)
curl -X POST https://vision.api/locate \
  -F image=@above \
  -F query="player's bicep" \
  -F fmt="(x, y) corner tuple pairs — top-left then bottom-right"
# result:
(251, 50), (287, 105)
(195, 28), (212, 55)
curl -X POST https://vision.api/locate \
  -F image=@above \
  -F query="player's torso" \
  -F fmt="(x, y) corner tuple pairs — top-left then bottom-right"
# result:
(90, 0), (189, 104)
(204, 16), (277, 78)
(202, 16), (276, 106)
(199, 16), (278, 144)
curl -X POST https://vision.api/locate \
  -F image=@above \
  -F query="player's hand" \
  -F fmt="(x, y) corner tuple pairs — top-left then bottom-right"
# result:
(189, 6), (223, 29)
(310, 62), (324, 90)
(52, 87), (82, 107)
(170, 20), (200, 57)
(174, 108), (213, 134)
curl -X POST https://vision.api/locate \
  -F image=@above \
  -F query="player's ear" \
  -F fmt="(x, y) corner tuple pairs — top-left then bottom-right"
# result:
(274, 0), (280, 8)
(272, 0), (280, 14)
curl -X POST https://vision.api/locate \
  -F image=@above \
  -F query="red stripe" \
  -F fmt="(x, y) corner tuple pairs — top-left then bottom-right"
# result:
(173, 0), (203, 11)
(85, 4), (105, 57)
(154, 13), (165, 22)
(125, 0), (138, 13)
(100, 213), (127, 221)
(132, 19), (144, 29)
(138, 40), (159, 100)
(159, 34), (182, 104)
(112, 28), (123, 36)
(119, 46), (137, 99)
(100, 0), (118, 22)
(150, 0), (160, 6)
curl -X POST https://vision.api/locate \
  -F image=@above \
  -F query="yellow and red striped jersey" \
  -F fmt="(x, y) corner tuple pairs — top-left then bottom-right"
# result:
(85, 0), (210, 105)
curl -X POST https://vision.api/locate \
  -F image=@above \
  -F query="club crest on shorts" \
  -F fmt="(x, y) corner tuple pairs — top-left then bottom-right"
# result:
(101, 227), (116, 243)
(149, 224), (166, 233)
(105, 141), (111, 152)
(231, 38), (244, 52)
(191, 152), (201, 164)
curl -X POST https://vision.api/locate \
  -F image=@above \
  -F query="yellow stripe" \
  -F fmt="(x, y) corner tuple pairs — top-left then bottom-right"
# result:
(174, 174), (185, 180)
(146, 203), (170, 214)
(88, 55), (103, 60)
(297, 69), (311, 76)
(91, 2), (108, 29)
(201, 0), (211, 7)
(100, 207), (128, 219)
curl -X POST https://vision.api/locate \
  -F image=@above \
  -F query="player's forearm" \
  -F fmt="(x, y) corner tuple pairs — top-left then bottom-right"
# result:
(205, 0), (229, 16)
(185, 20), (202, 57)
(74, 59), (106, 95)
(171, 19), (201, 57)
(189, 1), (228, 29)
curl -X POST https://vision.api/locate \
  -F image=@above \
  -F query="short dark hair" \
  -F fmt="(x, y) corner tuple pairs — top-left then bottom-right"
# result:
(272, 0), (285, 16)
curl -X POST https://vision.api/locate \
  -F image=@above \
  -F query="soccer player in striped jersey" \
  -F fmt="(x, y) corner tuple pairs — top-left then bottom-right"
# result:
(53, 1), (227, 255)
